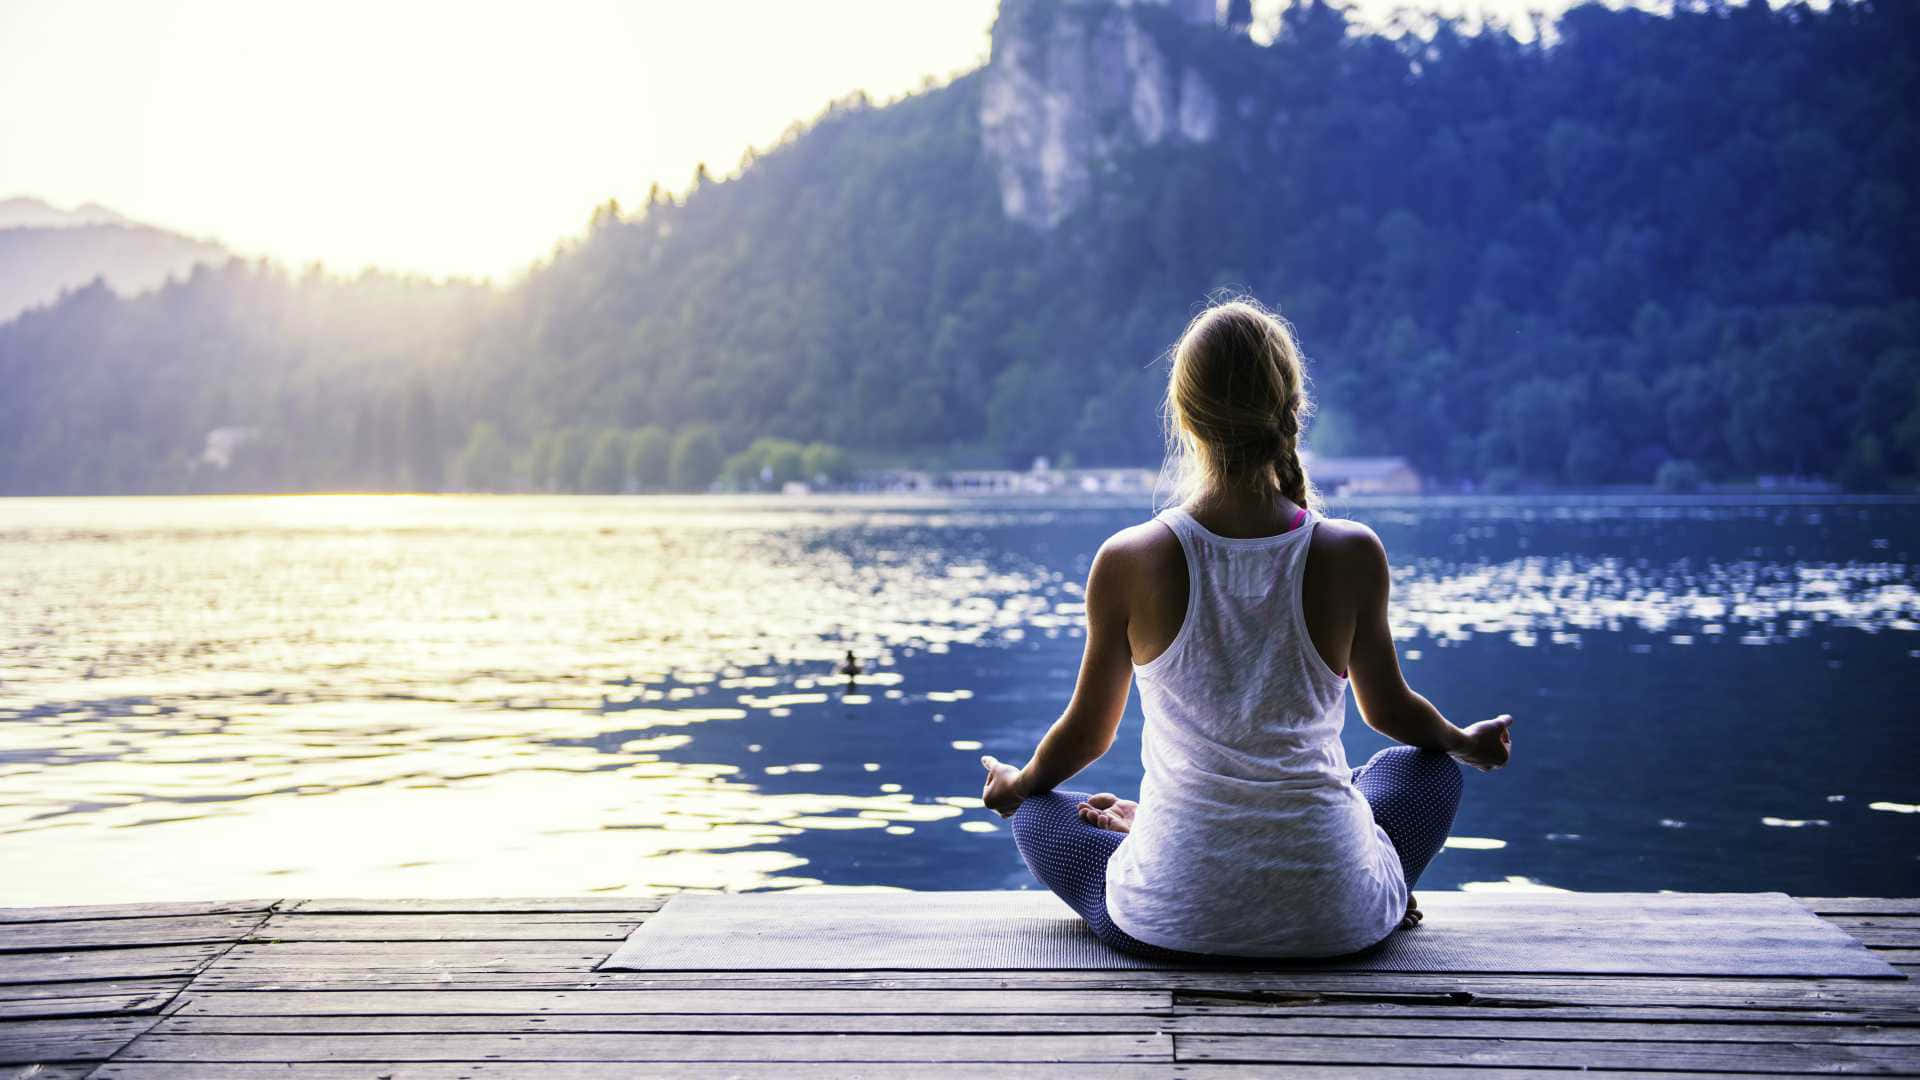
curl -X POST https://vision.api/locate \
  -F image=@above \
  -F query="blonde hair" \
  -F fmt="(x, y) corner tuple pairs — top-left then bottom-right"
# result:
(1158, 296), (1318, 510)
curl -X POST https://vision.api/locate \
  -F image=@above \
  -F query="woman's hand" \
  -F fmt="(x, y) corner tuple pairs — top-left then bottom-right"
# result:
(980, 754), (1029, 818)
(1450, 714), (1514, 772)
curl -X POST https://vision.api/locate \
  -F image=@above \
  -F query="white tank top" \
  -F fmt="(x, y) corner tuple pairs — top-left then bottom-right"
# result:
(1104, 506), (1409, 957)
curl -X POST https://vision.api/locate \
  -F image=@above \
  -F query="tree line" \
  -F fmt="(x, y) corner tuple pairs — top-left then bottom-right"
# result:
(454, 423), (853, 493)
(0, 0), (1912, 495)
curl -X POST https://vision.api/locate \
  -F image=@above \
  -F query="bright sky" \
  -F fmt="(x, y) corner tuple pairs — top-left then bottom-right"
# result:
(0, 0), (1641, 282)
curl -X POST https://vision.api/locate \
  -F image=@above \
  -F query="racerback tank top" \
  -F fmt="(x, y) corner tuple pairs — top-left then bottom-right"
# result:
(1104, 506), (1409, 957)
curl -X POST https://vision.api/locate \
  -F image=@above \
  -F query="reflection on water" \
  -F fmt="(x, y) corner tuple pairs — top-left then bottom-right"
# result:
(0, 494), (1915, 904)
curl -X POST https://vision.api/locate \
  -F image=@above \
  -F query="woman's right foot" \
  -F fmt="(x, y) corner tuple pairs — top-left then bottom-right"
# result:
(1400, 894), (1422, 930)
(1078, 792), (1138, 833)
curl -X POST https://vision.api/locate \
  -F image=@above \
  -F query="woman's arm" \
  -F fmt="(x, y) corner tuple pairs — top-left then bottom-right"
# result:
(981, 537), (1138, 816)
(1339, 522), (1514, 771)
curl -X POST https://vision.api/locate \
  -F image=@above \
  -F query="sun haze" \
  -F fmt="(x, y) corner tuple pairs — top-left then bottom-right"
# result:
(0, 0), (1000, 281)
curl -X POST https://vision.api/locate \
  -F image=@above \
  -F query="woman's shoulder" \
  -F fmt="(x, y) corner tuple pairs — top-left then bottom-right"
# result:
(1089, 517), (1185, 586)
(1309, 515), (1392, 583)
(1311, 513), (1381, 547)
(1098, 516), (1183, 564)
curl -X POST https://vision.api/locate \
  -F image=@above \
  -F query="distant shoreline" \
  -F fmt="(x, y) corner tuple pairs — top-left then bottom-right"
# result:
(5, 490), (1918, 508)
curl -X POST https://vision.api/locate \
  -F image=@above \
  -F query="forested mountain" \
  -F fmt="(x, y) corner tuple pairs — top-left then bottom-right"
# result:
(0, 198), (228, 322)
(2, 0), (1914, 495)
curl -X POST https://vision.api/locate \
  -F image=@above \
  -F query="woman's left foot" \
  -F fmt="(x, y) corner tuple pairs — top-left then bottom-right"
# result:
(1400, 894), (1422, 930)
(1078, 792), (1137, 833)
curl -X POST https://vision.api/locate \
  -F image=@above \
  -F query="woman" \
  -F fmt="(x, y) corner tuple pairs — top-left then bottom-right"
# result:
(980, 298), (1513, 960)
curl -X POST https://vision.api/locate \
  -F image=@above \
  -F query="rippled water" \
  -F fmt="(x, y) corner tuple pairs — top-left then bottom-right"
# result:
(2, 494), (1915, 905)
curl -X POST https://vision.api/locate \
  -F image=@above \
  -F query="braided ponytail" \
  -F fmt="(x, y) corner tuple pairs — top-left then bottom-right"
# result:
(1273, 417), (1313, 511)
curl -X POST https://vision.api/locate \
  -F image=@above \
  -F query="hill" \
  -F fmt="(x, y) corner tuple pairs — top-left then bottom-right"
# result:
(1, 0), (1914, 495)
(0, 197), (228, 321)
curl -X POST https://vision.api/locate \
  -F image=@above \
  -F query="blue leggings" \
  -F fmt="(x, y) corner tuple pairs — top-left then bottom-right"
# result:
(1009, 746), (1463, 959)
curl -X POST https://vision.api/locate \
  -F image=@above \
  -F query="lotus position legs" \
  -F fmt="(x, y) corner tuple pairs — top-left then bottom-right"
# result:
(1010, 746), (1463, 955)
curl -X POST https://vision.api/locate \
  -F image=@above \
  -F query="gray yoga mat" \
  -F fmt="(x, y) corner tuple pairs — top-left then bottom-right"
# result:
(598, 889), (1901, 976)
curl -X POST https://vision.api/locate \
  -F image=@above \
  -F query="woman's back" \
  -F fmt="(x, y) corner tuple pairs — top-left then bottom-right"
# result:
(983, 296), (1509, 962)
(1103, 504), (1410, 957)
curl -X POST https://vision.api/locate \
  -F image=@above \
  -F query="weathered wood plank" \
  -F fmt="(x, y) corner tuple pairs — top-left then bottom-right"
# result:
(202, 941), (606, 975)
(1171, 1014), (1920, 1044)
(149, 1011), (1920, 1043)
(1183, 1070), (1920, 1080)
(217, 932), (1908, 984)
(0, 903), (274, 926)
(0, 916), (262, 954)
(0, 1016), (154, 1064)
(164, 984), (1916, 1023)
(1830, 926), (1920, 949)
(92, 1065), (1194, 1079)
(173, 988), (1175, 1016)
(0, 989), (179, 1022)
(1869, 948), (1920, 964)
(1176, 1032), (1920, 1072)
(1172, 995), (1920, 1026)
(183, 967), (1920, 1010)
(78, 1065), (1871, 1080)
(1407, 891), (1820, 919)
(0, 1064), (96, 1079)
(1799, 899), (1920, 916)
(286, 898), (665, 915)
(0, 980), (186, 1009)
(0, 945), (221, 985)
(253, 914), (639, 942)
(1828, 916), (1920, 930)
(155, 1013), (1177, 1035)
(116, 1032), (1174, 1063)
(212, 940), (605, 963)
(1163, 977), (1920, 1014)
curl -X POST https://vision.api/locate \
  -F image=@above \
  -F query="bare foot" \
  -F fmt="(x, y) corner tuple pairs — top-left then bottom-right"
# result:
(1077, 792), (1138, 834)
(1399, 894), (1423, 930)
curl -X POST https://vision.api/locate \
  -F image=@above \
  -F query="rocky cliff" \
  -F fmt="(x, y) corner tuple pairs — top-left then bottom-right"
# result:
(981, 0), (1237, 228)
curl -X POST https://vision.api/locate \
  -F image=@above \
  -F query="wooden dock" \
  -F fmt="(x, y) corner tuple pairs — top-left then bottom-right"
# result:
(2, 895), (1915, 1077)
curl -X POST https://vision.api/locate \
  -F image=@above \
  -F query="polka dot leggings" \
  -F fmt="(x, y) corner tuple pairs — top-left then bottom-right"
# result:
(1009, 745), (1463, 959)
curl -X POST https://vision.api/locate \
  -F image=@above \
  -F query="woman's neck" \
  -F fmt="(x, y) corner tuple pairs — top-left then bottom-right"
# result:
(1186, 482), (1302, 539)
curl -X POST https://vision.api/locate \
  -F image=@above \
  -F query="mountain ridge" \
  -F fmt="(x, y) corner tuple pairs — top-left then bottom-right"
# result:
(0, 0), (1913, 495)
(0, 196), (134, 229)
(0, 197), (229, 321)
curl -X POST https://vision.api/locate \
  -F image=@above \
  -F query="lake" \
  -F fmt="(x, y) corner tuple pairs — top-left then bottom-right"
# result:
(2, 493), (1916, 905)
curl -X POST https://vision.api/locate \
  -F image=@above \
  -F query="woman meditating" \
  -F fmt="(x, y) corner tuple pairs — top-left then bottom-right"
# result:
(979, 298), (1514, 959)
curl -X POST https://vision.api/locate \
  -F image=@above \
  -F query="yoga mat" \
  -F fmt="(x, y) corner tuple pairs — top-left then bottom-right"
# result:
(599, 890), (1902, 976)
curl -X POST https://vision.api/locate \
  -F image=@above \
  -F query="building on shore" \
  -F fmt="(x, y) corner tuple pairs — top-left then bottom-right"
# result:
(858, 469), (940, 493)
(1301, 454), (1423, 497)
(947, 465), (1159, 495)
